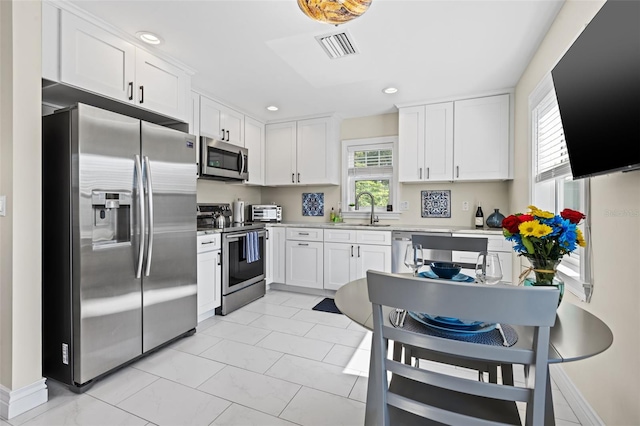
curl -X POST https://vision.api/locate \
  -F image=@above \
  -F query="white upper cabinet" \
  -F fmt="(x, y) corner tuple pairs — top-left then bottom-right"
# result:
(399, 102), (454, 182)
(399, 94), (510, 182)
(56, 9), (190, 121)
(265, 116), (340, 186)
(454, 94), (510, 180)
(60, 11), (136, 103)
(135, 49), (188, 120)
(200, 96), (244, 146)
(244, 117), (265, 186)
(265, 121), (297, 185)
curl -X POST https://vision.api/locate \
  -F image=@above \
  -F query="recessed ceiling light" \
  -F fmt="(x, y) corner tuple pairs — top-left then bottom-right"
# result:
(266, 105), (279, 111)
(136, 31), (162, 45)
(383, 87), (398, 94)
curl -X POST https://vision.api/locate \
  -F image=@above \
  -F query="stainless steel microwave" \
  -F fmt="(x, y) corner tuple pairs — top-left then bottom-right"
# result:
(200, 137), (248, 181)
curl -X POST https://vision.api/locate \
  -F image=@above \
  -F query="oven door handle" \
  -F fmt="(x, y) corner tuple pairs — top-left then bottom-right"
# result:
(224, 230), (266, 242)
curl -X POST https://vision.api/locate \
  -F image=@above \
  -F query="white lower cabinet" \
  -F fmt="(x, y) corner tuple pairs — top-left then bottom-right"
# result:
(266, 226), (286, 285)
(197, 234), (221, 321)
(285, 240), (324, 289)
(324, 230), (392, 291)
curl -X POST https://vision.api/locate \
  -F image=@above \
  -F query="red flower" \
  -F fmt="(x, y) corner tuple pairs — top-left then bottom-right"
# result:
(561, 208), (585, 224)
(518, 214), (534, 223)
(502, 215), (521, 234)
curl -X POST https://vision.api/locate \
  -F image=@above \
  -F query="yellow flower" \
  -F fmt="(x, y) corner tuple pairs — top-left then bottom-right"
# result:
(533, 223), (553, 237)
(528, 205), (554, 219)
(576, 228), (587, 247)
(519, 220), (540, 237)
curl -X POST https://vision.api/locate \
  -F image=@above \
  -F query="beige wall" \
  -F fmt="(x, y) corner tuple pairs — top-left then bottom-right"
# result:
(264, 113), (509, 226)
(0, 0), (43, 391)
(197, 180), (262, 206)
(511, 0), (640, 423)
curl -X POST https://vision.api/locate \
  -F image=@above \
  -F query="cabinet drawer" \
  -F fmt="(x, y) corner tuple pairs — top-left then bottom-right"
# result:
(324, 229), (356, 243)
(356, 230), (391, 246)
(286, 227), (323, 242)
(197, 234), (221, 252)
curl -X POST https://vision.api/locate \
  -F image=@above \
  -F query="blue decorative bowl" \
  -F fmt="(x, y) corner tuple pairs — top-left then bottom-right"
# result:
(430, 262), (462, 279)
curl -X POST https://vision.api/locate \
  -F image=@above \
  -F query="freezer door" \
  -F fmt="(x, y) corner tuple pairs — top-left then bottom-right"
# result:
(74, 104), (143, 384)
(141, 121), (197, 352)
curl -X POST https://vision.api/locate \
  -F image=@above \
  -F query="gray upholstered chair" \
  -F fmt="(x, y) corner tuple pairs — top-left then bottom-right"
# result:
(366, 270), (559, 425)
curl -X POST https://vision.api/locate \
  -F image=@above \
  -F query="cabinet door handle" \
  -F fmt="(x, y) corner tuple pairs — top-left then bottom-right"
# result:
(128, 82), (133, 100)
(292, 173), (295, 183)
(298, 232), (309, 236)
(221, 129), (225, 141)
(297, 173), (300, 183)
(226, 130), (230, 141)
(200, 241), (214, 245)
(139, 86), (144, 104)
(351, 245), (354, 257)
(298, 243), (309, 246)
(357, 246), (361, 257)
(419, 168), (422, 179)
(427, 167), (430, 179)
(217, 251), (221, 266)
(266, 229), (270, 240)
(456, 166), (459, 178)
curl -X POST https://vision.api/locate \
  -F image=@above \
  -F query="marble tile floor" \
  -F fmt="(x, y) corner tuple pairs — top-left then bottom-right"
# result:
(4, 290), (582, 426)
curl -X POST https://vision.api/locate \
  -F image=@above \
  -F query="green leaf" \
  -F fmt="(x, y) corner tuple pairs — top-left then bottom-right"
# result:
(522, 237), (535, 254)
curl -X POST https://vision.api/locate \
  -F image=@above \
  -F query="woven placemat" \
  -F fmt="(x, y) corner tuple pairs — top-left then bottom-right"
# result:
(389, 312), (518, 347)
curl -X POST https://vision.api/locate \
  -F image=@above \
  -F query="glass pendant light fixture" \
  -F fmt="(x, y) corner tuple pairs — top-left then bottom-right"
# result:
(298, 0), (372, 26)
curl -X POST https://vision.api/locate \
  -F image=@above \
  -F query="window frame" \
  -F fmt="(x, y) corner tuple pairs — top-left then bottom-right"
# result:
(341, 136), (400, 220)
(529, 75), (592, 301)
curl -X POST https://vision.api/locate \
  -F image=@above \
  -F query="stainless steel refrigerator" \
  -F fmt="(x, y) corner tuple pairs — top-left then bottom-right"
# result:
(42, 104), (197, 391)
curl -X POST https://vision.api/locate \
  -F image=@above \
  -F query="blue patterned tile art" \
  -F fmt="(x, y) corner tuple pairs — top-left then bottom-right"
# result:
(421, 190), (451, 218)
(302, 193), (324, 216)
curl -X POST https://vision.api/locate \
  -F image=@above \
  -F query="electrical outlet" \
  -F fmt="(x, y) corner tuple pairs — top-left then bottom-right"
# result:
(399, 201), (409, 211)
(462, 201), (469, 211)
(0, 195), (6, 217)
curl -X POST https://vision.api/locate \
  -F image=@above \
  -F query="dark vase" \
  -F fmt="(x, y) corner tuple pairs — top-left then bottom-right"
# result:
(523, 258), (565, 306)
(486, 209), (506, 228)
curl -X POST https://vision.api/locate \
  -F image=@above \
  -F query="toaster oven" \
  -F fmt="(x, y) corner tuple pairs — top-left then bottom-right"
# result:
(250, 205), (282, 222)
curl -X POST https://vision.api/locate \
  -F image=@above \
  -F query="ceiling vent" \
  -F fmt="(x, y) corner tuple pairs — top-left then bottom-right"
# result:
(315, 30), (360, 59)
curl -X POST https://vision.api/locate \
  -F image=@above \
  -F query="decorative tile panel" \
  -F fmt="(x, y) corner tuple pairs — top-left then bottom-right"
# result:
(421, 190), (451, 218)
(302, 193), (324, 216)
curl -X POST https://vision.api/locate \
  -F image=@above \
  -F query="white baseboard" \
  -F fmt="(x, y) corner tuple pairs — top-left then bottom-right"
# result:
(550, 364), (604, 426)
(0, 378), (48, 420)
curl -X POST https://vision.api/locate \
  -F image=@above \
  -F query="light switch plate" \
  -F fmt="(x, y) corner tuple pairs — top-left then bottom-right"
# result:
(399, 201), (409, 211)
(462, 201), (469, 211)
(0, 195), (6, 217)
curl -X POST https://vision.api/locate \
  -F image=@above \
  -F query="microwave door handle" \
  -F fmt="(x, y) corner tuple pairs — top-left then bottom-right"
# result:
(144, 156), (154, 277)
(239, 150), (246, 175)
(135, 155), (145, 279)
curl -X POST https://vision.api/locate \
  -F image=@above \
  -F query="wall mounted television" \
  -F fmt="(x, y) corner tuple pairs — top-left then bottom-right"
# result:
(551, 0), (640, 180)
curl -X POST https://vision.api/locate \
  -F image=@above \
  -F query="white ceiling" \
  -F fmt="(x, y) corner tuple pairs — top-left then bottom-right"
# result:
(69, 0), (564, 122)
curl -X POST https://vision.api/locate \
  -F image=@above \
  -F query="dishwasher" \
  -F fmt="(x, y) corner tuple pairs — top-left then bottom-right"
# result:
(392, 231), (452, 273)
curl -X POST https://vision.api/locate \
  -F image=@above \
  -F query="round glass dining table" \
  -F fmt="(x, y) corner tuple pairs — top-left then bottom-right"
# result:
(335, 277), (613, 425)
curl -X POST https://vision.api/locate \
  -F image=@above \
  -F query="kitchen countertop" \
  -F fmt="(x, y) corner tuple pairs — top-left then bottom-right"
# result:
(264, 222), (504, 235)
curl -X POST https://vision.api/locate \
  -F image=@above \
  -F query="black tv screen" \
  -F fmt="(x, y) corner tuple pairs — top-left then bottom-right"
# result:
(551, 0), (640, 179)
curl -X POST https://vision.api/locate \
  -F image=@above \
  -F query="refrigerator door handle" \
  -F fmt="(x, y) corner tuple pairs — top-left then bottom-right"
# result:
(144, 156), (154, 277)
(135, 155), (145, 278)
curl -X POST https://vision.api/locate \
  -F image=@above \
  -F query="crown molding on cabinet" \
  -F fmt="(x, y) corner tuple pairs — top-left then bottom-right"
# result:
(394, 87), (515, 110)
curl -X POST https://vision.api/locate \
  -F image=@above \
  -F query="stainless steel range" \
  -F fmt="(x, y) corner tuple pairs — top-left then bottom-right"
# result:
(198, 204), (266, 314)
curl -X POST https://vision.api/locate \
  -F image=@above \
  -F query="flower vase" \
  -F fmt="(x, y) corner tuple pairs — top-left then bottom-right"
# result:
(524, 258), (564, 306)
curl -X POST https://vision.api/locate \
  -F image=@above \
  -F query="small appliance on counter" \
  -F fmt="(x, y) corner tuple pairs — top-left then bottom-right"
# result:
(250, 204), (282, 223)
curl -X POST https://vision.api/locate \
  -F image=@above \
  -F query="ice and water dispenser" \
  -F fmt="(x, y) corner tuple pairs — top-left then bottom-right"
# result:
(91, 191), (132, 246)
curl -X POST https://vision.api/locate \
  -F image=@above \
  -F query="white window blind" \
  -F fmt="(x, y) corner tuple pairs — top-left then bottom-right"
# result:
(347, 144), (393, 177)
(534, 92), (571, 182)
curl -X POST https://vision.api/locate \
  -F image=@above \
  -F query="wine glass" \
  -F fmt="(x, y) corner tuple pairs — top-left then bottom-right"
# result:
(404, 244), (424, 276)
(475, 252), (503, 285)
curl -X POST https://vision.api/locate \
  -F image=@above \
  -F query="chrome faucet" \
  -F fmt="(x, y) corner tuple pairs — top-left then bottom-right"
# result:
(355, 192), (379, 225)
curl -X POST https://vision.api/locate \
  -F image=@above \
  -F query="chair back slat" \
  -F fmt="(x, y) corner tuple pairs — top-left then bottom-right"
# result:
(366, 270), (557, 426)
(368, 271), (559, 326)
